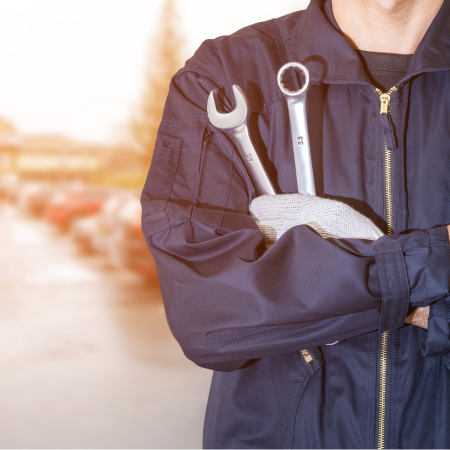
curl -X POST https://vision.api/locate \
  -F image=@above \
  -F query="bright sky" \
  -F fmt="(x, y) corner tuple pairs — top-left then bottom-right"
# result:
(0, 0), (310, 143)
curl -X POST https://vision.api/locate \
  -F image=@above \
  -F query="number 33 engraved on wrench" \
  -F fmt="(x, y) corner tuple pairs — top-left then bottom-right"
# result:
(278, 62), (315, 195)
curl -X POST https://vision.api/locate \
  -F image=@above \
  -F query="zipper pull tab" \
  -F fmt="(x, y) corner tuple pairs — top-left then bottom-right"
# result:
(380, 114), (397, 150)
(379, 94), (390, 115)
(378, 90), (398, 150)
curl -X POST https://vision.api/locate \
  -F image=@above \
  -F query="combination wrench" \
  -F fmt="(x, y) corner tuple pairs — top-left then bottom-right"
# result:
(207, 85), (276, 196)
(277, 62), (316, 195)
(279, 64), (339, 345)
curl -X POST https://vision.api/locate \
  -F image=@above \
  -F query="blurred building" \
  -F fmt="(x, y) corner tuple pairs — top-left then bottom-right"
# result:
(17, 135), (101, 180)
(1, 133), (140, 184)
(0, 117), (21, 174)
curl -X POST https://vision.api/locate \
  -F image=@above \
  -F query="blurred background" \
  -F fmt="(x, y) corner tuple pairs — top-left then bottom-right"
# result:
(0, 0), (309, 448)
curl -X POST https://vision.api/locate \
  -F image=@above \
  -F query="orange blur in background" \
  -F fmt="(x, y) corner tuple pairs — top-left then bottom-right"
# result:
(0, 1), (307, 448)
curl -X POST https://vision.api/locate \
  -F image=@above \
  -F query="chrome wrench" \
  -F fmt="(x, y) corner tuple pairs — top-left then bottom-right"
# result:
(279, 64), (338, 345)
(277, 62), (316, 195)
(207, 85), (276, 196)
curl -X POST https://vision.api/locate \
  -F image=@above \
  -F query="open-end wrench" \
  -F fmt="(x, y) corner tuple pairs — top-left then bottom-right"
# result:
(277, 62), (316, 195)
(207, 85), (276, 196)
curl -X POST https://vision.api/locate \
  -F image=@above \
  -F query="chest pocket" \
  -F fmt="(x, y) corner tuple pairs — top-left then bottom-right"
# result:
(141, 134), (183, 238)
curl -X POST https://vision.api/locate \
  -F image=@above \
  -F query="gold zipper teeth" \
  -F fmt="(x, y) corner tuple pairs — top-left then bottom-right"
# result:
(376, 85), (396, 450)
(378, 330), (389, 449)
(384, 145), (393, 235)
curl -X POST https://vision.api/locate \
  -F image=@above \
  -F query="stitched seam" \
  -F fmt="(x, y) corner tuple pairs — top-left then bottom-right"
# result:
(182, 325), (284, 347)
(174, 64), (286, 114)
(371, 69), (411, 74)
(426, 230), (433, 300)
(398, 95), (407, 232)
(153, 148), (180, 156)
(221, 163), (234, 224)
(161, 116), (210, 126)
(166, 209), (189, 222)
(288, 371), (312, 449)
(190, 125), (203, 206)
(160, 98), (284, 128)
(165, 149), (181, 206)
(411, 63), (450, 70)
(267, 93), (278, 182)
(376, 254), (387, 330)
(232, 144), (254, 203)
(397, 250), (410, 321)
(161, 114), (207, 122)
(362, 248), (401, 257)
(362, 243), (402, 256)
(219, 143), (235, 228)
(431, 311), (450, 319)
(142, 136), (181, 238)
(433, 356), (440, 449)
(395, 332), (400, 450)
(174, 67), (224, 91)
(312, 65), (450, 82)
(191, 216), (222, 228)
(366, 333), (372, 449)
(361, 243), (448, 257)
(428, 293), (450, 303)
(181, 322), (373, 348)
(289, 353), (309, 448)
(155, 136), (183, 150)
(144, 218), (189, 238)
(270, 19), (296, 91)
(394, 251), (408, 327)
(404, 239), (449, 247)
(433, 305), (450, 314)
(323, 346), (329, 447)
(270, 19), (289, 66)
(385, 254), (394, 330)
(314, 74), (371, 81)
(447, 183), (450, 222)
(393, 252), (402, 327)
(376, 114), (381, 231)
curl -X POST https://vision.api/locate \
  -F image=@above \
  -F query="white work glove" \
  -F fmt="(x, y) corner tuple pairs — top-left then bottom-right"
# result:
(249, 194), (384, 245)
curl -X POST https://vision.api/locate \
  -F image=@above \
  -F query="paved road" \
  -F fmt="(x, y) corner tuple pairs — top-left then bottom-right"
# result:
(0, 203), (212, 448)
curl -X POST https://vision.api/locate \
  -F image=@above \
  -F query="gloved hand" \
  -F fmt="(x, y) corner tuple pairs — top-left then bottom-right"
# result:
(249, 193), (384, 245)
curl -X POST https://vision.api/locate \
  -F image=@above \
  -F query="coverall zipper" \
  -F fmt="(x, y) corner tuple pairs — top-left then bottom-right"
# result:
(375, 85), (397, 449)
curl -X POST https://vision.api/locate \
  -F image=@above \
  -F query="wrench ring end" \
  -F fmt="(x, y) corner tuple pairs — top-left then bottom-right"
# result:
(277, 62), (310, 96)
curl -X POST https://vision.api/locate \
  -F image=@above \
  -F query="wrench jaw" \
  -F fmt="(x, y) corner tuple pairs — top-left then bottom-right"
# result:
(207, 85), (249, 130)
(206, 85), (276, 197)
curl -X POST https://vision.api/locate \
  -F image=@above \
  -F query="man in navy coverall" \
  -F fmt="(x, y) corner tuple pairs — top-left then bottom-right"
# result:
(141, 0), (450, 447)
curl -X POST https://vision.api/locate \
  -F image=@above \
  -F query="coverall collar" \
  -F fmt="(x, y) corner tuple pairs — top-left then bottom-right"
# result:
(292, 0), (450, 86)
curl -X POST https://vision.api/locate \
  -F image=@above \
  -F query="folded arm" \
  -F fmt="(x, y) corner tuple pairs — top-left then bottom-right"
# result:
(141, 62), (450, 371)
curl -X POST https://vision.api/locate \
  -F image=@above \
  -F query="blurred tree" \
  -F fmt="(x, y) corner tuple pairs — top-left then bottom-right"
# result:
(130, 0), (185, 166)
(0, 116), (17, 135)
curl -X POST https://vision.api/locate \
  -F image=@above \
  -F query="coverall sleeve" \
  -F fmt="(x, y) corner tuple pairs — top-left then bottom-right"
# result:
(420, 296), (450, 360)
(141, 56), (450, 371)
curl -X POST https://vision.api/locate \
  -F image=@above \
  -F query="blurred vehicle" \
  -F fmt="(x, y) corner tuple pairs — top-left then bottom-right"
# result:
(0, 174), (20, 202)
(92, 194), (132, 254)
(71, 215), (99, 253)
(71, 192), (129, 253)
(45, 185), (109, 230)
(107, 196), (158, 282)
(17, 181), (56, 216)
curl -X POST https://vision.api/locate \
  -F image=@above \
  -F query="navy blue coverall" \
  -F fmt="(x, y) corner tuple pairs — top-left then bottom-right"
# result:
(141, 0), (450, 447)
